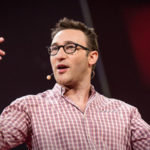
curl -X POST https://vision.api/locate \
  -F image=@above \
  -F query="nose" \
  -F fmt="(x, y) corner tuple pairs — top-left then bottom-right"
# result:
(55, 47), (67, 60)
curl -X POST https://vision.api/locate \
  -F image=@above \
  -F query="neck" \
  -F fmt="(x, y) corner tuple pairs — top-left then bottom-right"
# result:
(63, 80), (91, 112)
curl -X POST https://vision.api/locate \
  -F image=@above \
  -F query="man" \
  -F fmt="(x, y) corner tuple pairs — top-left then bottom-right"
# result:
(0, 18), (150, 150)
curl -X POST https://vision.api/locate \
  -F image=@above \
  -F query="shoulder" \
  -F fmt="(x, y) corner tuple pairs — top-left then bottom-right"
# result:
(95, 92), (138, 114)
(8, 89), (55, 110)
(1, 88), (61, 121)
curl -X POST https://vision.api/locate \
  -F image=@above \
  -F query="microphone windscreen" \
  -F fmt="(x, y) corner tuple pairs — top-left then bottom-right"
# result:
(46, 73), (54, 80)
(46, 75), (51, 80)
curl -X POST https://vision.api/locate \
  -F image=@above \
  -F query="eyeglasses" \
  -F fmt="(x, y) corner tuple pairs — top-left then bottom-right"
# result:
(47, 42), (89, 56)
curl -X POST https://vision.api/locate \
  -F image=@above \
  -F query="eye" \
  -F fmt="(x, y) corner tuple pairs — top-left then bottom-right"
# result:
(51, 46), (58, 51)
(65, 44), (75, 50)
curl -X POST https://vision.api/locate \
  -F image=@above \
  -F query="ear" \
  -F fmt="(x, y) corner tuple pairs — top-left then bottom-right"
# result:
(88, 50), (99, 67)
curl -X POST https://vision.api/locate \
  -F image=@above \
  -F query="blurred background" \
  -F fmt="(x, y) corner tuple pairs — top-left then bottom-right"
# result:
(0, 0), (150, 149)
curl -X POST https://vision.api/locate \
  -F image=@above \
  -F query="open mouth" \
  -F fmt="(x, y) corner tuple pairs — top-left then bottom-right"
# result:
(57, 64), (69, 73)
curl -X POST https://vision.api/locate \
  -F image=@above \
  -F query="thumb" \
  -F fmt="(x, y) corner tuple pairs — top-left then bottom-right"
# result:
(0, 37), (4, 43)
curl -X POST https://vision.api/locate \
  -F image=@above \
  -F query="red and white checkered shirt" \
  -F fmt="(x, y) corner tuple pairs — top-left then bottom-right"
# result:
(0, 83), (150, 150)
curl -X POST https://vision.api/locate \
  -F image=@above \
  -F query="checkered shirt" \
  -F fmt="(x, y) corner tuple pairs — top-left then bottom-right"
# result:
(0, 83), (150, 150)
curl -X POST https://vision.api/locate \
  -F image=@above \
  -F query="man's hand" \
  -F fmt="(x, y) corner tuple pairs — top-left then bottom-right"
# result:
(0, 37), (5, 60)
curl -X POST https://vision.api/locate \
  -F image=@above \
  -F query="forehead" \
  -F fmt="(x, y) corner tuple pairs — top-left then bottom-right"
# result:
(51, 29), (87, 45)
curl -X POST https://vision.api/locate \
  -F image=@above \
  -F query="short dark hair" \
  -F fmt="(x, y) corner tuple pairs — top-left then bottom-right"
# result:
(51, 17), (99, 52)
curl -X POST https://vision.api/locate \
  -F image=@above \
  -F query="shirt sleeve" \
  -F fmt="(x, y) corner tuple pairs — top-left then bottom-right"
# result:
(131, 107), (150, 150)
(0, 98), (31, 150)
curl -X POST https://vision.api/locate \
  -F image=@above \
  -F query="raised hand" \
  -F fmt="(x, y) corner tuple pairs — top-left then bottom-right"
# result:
(0, 37), (5, 60)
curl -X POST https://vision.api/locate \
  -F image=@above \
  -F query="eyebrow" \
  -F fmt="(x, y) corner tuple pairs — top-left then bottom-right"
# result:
(51, 41), (75, 46)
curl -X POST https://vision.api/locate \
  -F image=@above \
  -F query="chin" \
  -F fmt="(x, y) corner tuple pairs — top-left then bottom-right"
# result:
(56, 77), (73, 86)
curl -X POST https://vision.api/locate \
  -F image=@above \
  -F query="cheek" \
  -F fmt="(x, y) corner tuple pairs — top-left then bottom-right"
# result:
(72, 56), (88, 70)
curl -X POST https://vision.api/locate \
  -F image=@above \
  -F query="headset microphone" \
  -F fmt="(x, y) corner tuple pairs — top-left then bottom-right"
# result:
(46, 73), (54, 80)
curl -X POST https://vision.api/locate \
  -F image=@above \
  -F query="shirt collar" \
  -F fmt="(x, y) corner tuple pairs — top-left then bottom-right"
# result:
(52, 83), (96, 97)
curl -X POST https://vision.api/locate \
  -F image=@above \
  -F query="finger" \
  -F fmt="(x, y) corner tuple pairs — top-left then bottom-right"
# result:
(0, 37), (4, 43)
(0, 56), (2, 60)
(0, 49), (5, 55)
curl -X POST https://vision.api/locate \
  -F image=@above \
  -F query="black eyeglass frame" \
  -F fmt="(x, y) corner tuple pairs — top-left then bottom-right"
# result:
(47, 42), (89, 56)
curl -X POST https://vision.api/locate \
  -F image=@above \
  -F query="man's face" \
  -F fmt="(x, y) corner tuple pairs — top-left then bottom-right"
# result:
(50, 29), (92, 86)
